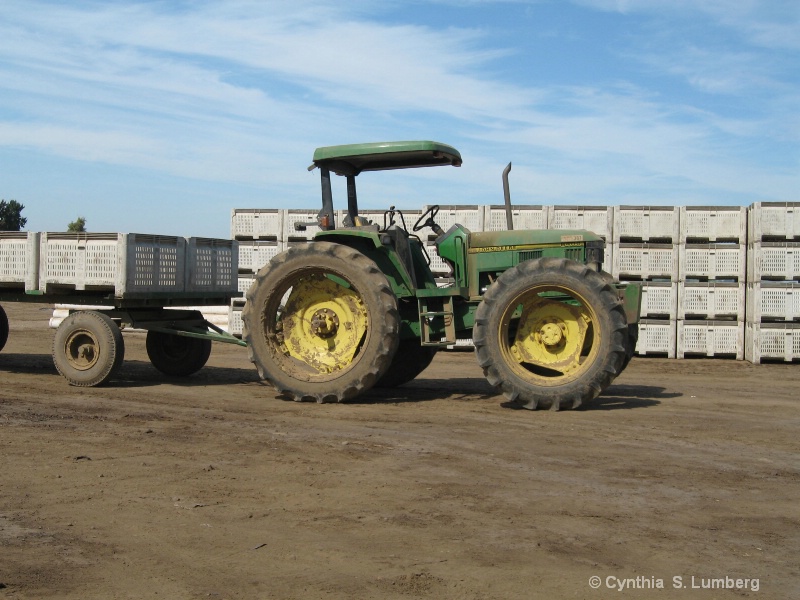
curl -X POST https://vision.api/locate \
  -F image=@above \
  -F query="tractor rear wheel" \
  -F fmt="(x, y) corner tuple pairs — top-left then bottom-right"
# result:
(0, 304), (8, 352)
(375, 339), (438, 387)
(243, 242), (400, 403)
(473, 258), (628, 410)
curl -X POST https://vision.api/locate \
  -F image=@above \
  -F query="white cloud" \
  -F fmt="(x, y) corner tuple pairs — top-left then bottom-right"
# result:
(0, 0), (797, 237)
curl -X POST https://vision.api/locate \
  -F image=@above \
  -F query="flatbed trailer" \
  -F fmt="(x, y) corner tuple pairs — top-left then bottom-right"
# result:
(0, 231), (244, 386)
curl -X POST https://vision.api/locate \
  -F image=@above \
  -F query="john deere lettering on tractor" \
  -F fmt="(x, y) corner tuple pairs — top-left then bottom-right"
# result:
(243, 141), (641, 410)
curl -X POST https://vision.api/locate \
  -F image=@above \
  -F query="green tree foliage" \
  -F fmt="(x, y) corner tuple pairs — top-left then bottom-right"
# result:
(0, 199), (27, 231)
(68, 217), (87, 232)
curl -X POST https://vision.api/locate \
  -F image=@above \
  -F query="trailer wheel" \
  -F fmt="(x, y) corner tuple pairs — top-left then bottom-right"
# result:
(375, 339), (438, 388)
(243, 242), (400, 403)
(146, 331), (212, 377)
(53, 311), (125, 387)
(0, 304), (8, 352)
(473, 258), (628, 410)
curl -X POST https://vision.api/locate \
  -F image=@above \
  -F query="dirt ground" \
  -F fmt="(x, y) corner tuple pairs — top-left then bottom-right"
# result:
(0, 302), (798, 600)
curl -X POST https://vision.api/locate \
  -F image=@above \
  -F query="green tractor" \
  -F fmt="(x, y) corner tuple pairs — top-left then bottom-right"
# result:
(242, 141), (641, 410)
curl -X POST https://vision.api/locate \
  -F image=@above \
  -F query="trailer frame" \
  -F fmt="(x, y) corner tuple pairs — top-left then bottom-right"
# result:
(0, 288), (244, 387)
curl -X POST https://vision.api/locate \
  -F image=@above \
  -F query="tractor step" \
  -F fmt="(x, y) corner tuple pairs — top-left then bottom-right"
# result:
(418, 296), (457, 346)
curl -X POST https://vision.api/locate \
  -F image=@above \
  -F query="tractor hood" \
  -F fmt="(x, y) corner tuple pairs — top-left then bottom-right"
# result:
(469, 229), (604, 250)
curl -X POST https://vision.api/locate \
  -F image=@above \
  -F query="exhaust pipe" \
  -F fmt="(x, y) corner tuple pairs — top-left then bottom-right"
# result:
(502, 162), (513, 230)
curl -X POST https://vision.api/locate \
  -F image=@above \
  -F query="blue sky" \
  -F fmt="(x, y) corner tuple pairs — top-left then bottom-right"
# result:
(1, 0), (798, 238)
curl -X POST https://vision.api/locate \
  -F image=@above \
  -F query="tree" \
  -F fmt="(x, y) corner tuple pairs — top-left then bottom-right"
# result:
(0, 199), (27, 231)
(68, 217), (87, 232)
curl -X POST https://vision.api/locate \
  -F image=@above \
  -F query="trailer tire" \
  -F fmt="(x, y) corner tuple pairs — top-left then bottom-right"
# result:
(0, 304), (8, 352)
(473, 258), (628, 410)
(243, 242), (400, 403)
(146, 331), (212, 377)
(375, 339), (438, 388)
(53, 311), (125, 387)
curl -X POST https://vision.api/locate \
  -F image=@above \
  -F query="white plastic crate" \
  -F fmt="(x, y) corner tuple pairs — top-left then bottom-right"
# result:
(746, 282), (800, 322)
(184, 305), (230, 330)
(549, 206), (613, 240)
(679, 206), (747, 243)
(39, 233), (186, 295)
(237, 275), (256, 296)
(678, 282), (745, 320)
(237, 240), (283, 273)
(49, 304), (107, 329)
(745, 322), (800, 363)
(230, 208), (283, 240)
(283, 209), (341, 241)
(186, 238), (238, 294)
(747, 242), (800, 282)
(0, 231), (40, 291)
(680, 243), (746, 281)
(748, 202), (800, 241)
(612, 206), (680, 243)
(640, 282), (678, 319)
(446, 338), (474, 350)
(425, 242), (453, 276)
(484, 205), (548, 232)
(635, 319), (676, 358)
(423, 205), (484, 239)
(612, 243), (678, 280)
(601, 243), (613, 278)
(677, 320), (744, 359)
(49, 304), (229, 330)
(228, 302), (244, 337)
(348, 208), (422, 230)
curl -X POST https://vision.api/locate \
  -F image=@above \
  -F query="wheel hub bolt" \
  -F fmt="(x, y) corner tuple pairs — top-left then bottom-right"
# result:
(310, 308), (339, 338)
(539, 322), (564, 346)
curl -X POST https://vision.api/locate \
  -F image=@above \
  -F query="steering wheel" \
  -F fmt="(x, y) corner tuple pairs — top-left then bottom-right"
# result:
(412, 205), (441, 233)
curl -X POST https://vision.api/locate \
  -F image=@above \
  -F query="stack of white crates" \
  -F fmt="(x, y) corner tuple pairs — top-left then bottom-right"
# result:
(421, 205), (485, 278)
(548, 206), (613, 274)
(230, 209), (286, 336)
(228, 207), (423, 336)
(0, 232), (40, 292)
(745, 202), (800, 363)
(677, 207), (747, 359)
(612, 206), (680, 358)
(225, 203), (800, 365)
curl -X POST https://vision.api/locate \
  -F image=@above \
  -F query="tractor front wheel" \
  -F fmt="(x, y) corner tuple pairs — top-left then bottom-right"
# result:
(473, 258), (628, 410)
(243, 242), (400, 403)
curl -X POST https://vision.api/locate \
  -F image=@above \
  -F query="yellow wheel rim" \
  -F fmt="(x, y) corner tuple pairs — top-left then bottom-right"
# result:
(280, 274), (368, 374)
(500, 286), (599, 385)
(511, 298), (590, 373)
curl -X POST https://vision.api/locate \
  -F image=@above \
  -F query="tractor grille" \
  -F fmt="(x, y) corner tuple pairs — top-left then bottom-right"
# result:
(564, 247), (583, 262)
(518, 250), (543, 262)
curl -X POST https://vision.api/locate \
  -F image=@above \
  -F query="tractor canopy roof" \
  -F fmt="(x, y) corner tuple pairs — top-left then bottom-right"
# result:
(311, 141), (462, 177)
